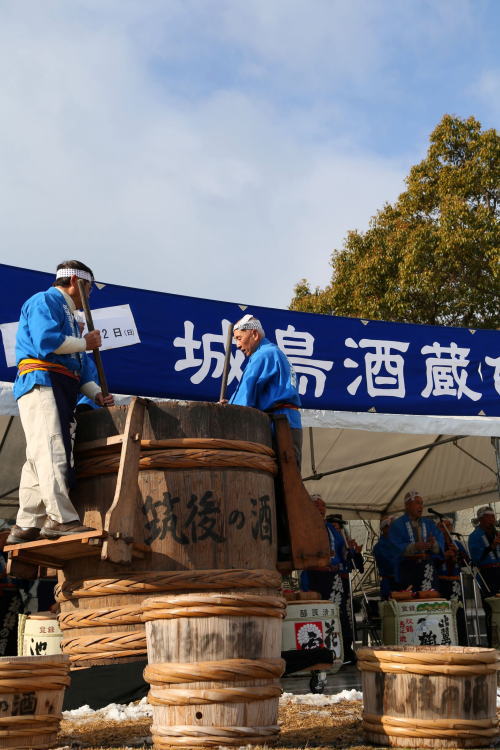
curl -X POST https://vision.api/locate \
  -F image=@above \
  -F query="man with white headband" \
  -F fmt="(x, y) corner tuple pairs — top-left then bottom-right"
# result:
(227, 314), (302, 465)
(6, 260), (114, 545)
(468, 505), (500, 645)
(387, 491), (444, 593)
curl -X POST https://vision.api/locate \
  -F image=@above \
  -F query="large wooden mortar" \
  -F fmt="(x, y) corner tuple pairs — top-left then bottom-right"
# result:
(0, 654), (70, 749)
(56, 401), (280, 667)
(142, 592), (285, 747)
(358, 645), (499, 748)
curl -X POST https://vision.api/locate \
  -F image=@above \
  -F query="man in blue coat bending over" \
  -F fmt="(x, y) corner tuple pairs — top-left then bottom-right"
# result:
(7, 260), (114, 545)
(228, 314), (302, 466)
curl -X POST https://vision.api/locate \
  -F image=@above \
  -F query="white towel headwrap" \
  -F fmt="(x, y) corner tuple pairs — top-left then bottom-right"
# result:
(55, 268), (93, 283)
(234, 314), (265, 336)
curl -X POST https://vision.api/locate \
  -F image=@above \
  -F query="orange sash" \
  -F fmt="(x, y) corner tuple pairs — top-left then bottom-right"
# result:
(18, 358), (80, 381)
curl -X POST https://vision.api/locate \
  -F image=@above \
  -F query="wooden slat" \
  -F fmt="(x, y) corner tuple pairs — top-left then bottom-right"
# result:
(4, 530), (107, 554)
(101, 397), (146, 564)
(273, 415), (330, 570)
(5, 531), (107, 574)
(75, 434), (124, 453)
(5, 528), (145, 576)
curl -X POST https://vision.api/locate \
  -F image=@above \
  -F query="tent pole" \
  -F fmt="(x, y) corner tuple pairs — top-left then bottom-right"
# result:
(380, 435), (444, 515)
(0, 416), (14, 455)
(308, 427), (317, 476)
(492, 437), (500, 499)
(302, 434), (463, 482)
(452, 441), (498, 476)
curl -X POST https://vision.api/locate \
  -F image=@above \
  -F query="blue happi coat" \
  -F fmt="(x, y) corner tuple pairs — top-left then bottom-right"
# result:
(300, 521), (343, 591)
(373, 535), (398, 598)
(13, 287), (94, 400)
(76, 355), (100, 410)
(326, 523), (345, 567)
(229, 338), (301, 429)
(469, 527), (500, 570)
(469, 526), (500, 612)
(389, 514), (444, 590)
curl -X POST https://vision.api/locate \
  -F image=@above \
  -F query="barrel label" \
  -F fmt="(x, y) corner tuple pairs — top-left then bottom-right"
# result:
(395, 599), (456, 645)
(142, 491), (273, 545)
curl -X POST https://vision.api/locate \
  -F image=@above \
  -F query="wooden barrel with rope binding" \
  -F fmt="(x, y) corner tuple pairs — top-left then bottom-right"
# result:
(358, 645), (499, 748)
(0, 654), (70, 749)
(56, 400), (280, 668)
(142, 591), (286, 747)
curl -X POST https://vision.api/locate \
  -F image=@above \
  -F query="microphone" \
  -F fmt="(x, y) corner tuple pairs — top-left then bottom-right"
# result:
(428, 507), (444, 518)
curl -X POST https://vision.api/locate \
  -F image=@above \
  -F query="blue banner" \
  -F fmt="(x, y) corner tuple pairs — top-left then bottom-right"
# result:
(0, 263), (498, 417)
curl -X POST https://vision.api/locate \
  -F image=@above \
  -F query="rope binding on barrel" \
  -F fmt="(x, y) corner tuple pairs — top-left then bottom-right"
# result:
(363, 713), (499, 739)
(141, 593), (286, 621)
(144, 657), (285, 684)
(357, 646), (500, 676)
(150, 723), (280, 748)
(55, 568), (282, 602)
(75, 437), (278, 477)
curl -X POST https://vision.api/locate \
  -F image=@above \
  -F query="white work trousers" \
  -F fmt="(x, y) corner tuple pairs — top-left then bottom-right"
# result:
(16, 386), (80, 528)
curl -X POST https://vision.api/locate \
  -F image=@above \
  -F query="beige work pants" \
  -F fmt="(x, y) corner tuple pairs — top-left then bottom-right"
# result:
(16, 385), (80, 528)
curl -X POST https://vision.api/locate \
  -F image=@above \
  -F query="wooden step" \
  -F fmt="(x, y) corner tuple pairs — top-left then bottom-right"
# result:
(5, 530), (147, 577)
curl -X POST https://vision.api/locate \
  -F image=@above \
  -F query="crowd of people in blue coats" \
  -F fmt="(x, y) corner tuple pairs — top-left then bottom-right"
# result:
(302, 490), (500, 652)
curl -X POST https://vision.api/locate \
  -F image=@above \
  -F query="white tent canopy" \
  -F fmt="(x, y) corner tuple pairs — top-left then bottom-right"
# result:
(301, 426), (498, 519)
(300, 409), (499, 519)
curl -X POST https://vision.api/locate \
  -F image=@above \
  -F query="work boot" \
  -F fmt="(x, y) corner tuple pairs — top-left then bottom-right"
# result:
(5, 525), (41, 545)
(39, 519), (96, 540)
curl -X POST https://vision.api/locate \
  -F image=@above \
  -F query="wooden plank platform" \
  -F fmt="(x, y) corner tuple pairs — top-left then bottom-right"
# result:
(5, 530), (147, 572)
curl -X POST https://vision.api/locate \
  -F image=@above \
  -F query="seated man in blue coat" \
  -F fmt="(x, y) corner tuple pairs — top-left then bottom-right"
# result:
(388, 491), (444, 593)
(469, 506), (500, 646)
(228, 314), (302, 466)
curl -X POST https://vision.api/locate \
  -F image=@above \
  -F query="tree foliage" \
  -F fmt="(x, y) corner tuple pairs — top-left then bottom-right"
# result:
(290, 115), (499, 328)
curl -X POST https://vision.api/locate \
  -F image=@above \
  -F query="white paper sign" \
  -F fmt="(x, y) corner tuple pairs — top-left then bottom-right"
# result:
(0, 322), (20, 368)
(0, 304), (140, 368)
(79, 305), (141, 351)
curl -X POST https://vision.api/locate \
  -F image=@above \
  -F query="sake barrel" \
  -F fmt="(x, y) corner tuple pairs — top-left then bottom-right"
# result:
(484, 596), (500, 648)
(358, 645), (499, 748)
(18, 612), (63, 656)
(57, 401), (280, 667)
(380, 599), (458, 646)
(282, 600), (343, 673)
(0, 654), (70, 749)
(142, 592), (285, 748)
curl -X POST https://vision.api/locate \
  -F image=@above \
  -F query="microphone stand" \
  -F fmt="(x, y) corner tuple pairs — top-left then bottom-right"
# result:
(338, 523), (358, 647)
(456, 532), (486, 646)
(437, 522), (472, 646)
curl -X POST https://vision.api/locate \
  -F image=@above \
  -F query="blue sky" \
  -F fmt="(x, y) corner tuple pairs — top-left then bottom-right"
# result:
(0, 0), (498, 309)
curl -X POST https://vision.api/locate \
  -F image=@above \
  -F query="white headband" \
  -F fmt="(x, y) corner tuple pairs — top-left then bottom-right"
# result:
(404, 490), (422, 504)
(55, 268), (93, 283)
(477, 506), (495, 520)
(234, 314), (264, 335)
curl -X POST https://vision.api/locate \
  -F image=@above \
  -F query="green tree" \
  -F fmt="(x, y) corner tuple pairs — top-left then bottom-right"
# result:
(291, 115), (499, 328)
